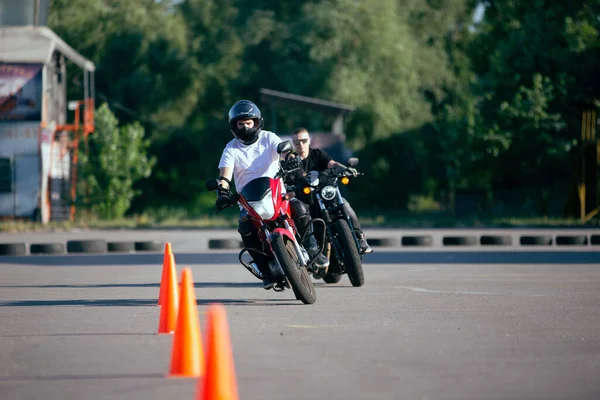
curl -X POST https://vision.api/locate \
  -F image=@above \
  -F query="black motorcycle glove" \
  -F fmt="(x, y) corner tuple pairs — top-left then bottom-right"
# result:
(284, 155), (302, 171)
(215, 186), (231, 210)
(346, 167), (358, 177)
(332, 164), (347, 175)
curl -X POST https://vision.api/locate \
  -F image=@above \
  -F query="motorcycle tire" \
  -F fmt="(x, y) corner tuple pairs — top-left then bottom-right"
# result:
(272, 234), (317, 304)
(322, 273), (342, 284)
(334, 219), (364, 287)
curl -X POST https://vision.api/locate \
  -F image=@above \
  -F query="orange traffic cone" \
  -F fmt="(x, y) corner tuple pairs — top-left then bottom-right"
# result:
(158, 243), (174, 306)
(196, 304), (239, 400)
(169, 268), (204, 377)
(157, 253), (179, 334)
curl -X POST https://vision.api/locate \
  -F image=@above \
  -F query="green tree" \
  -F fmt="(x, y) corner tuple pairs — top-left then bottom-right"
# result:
(469, 0), (600, 197)
(49, 0), (202, 131)
(78, 103), (156, 219)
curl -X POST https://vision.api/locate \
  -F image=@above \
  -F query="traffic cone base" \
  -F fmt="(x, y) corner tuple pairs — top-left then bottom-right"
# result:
(158, 252), (179, 334)
(169, 268), (204, 377)
(196, 303), (239, 400)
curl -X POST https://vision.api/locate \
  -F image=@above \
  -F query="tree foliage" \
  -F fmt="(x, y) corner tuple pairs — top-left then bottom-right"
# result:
(77, 103), (156, 219)
(48, 0), (599, 217)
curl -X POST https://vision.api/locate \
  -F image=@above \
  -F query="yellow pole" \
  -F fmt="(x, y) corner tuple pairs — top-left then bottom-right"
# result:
(592, 111), (597, 139)
(582, 111), (587, 140)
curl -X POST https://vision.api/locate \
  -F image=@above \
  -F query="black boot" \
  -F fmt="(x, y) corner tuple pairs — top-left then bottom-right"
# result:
(358, 232), (373, 254)
(303, 234), (329, 270)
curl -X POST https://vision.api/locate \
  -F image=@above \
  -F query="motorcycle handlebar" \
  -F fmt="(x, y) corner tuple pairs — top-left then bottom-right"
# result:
(216, 193), (240, 213)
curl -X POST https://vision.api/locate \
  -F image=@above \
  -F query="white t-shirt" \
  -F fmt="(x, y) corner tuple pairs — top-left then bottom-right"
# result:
(218, 130), (283, 194)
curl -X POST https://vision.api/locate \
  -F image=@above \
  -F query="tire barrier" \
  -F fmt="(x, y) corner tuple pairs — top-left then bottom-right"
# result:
(30, 243), (65, 255)
(520, 235), (553, 246)
(480, 235), (513, 246)
(66, 240), (108, 254)
(401, 235), (433, 246)
(108, 241), (136, 253)
(555, 235), (588, 246)
(0, 243), (27, 256)
(208, 239), (244, 250)
(367, 237), (400, 247)
(134, 241), (163, 252)
(442, 236), (478, 246)
(2, 231), (599, 256)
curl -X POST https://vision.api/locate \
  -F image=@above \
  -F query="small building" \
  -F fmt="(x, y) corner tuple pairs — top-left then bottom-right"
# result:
(0, 14), (95, 222)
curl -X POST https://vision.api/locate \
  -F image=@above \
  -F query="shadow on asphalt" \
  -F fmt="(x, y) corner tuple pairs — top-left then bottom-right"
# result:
(0, 282), (261, 289)
(0, 297), (299, 307)
(2, 332), (161, 337)
(0, 251), (599, 266)
(0, 373), (165, 382)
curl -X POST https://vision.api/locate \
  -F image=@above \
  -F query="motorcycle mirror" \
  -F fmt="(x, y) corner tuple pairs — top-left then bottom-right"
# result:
(277, 140), (293, 154)
(347, 157), (359, 167)
(205, 179), (219, 191)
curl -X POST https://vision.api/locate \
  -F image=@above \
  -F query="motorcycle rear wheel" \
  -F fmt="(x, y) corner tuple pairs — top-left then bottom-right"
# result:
(272, 234), (317, 304)
(334, 219), (364, 287)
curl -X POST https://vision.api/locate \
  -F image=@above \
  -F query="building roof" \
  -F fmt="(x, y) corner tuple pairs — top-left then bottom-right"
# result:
(260, 88), (355, 115)
(0, 25), (95, 71)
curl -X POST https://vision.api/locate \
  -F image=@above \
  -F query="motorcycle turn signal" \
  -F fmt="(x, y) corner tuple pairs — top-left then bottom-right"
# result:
(302, 187), (311, 195)
(341, 176), (350, 185)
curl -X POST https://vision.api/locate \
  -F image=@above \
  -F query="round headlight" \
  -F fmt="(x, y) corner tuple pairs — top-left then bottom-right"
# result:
(320, 185), (336, 200)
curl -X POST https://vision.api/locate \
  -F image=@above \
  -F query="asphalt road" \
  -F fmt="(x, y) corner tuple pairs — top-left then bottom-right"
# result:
(0, 232), (599, 400)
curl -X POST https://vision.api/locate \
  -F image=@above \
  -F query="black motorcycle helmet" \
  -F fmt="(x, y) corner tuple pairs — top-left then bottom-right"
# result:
(228, 100), (264, 145)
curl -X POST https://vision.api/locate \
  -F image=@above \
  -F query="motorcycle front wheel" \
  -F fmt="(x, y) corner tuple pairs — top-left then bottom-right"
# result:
(334, 219), (364, 287)
(272, 234), (317, 304)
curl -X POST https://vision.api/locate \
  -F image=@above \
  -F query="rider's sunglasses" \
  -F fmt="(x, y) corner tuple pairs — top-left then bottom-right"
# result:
(293, 138), (309, 145)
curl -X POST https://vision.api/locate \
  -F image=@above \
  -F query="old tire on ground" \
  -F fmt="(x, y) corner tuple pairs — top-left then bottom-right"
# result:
(108, 241), (135, 252)
(66, 240), (108, 253)
(272, 233), (316, 304)
(134, 241), (163, 252)
(555, 235), (588, 246)
(519, 235), (552, 246)
(208, 239), (243, 249)
(0, 243), (27, 256)
(402, 236), (433, 246)
(480, 235), (513, 246)
(442, 236), (478, 246)
(367, 237), (399, 247)
(30, 243), (65, 255)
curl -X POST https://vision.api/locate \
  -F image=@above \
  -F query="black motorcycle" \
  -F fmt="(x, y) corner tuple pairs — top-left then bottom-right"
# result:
(292, 158), (365, 287)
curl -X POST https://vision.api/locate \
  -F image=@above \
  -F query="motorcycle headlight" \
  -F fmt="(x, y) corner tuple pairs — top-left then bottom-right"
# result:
(247, 194), (275, 220)
(320, 185), (336, 201)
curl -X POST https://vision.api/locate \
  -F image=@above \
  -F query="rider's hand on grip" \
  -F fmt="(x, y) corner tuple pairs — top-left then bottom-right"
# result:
(216, 185), (231, 211)
(284, 155), (302, 171)
(215, 195), (230, 211)
(346, 167), (359, 177)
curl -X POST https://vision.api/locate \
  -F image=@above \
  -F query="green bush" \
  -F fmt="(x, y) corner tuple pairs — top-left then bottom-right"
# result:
(77, 103), (156, 219)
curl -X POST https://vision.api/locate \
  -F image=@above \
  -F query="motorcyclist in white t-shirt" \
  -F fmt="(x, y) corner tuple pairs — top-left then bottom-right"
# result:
(216, 100), (329, 289)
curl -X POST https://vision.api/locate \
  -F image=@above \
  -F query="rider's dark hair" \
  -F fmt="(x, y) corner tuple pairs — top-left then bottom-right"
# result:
(292, 127), (309, 135)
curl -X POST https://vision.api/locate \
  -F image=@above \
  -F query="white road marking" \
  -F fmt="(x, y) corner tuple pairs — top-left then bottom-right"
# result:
(394, 286), (549, 296)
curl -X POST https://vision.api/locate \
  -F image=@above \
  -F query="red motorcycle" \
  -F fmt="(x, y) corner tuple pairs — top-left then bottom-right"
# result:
(205, 141), (320, 304)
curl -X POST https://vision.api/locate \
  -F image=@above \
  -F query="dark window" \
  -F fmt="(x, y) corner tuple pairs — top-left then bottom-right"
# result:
(0, 158), (12, 193)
